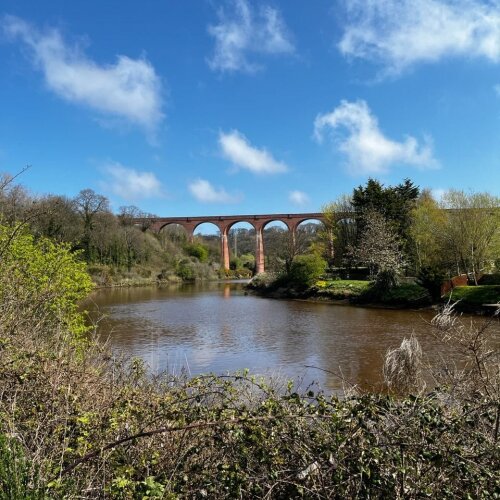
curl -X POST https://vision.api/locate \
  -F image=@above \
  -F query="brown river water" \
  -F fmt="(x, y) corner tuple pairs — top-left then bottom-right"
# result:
(85, 281), (500, 393)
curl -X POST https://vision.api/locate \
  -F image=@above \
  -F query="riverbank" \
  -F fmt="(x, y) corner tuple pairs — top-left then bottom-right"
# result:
(247, 276), (500, 314)
(87, 261), (255, 288)
(3, 303), (499, 498)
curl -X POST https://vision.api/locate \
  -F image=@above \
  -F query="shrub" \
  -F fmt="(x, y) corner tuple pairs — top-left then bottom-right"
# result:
(287, 254), (326, 288)
(0, 224), (93, 337)
(184, 242), (209, 263)
(0, 433), (44, 499)
(478, 273), (500, 285)
(417, 265), (446, 301)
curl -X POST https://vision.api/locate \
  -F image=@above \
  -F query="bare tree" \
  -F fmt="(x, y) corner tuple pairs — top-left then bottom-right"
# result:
(441, 190), (500, 284)
(73, 189), (110, 259)
(73, 189), (110, 231)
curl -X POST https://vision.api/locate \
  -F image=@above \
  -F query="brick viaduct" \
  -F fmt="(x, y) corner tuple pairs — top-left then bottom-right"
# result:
(133, 213), (326, 274)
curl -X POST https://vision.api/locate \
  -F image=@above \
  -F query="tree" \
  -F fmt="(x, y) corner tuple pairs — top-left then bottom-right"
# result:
(440, 190), (500, 284)
(322, 195), (356, 266)
(73, 189), (110, 260)
(73, 189), (110, 230)
(31, 195), (82, 244)
(351, 209), (405, 285)
(184, 242), (209, 263)
(409, 189), (447, 272)
(0, 172), (31, 225)
(261, 223), (321, 274)
(352, 178), (420, 256)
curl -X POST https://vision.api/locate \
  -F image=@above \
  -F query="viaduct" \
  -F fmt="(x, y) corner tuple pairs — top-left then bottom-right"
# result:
(133, 213), (326, 274)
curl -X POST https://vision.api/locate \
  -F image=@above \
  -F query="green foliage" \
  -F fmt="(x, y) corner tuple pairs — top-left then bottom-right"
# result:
(287, 254), (326, 287)
(310, 279), (371, 299)
(447, 285), (500, 305)
(0, 224), (93, 336)
(0, 228), (498, 498)
(0, 434), (44, 499)
(176, 259), (196, 280)
(417, 266), (446, 301)
(184, 242), (209, 263)
(352, 178), (419, 248)
(229, 256), (241, 270)
(377, 283), (431, 306)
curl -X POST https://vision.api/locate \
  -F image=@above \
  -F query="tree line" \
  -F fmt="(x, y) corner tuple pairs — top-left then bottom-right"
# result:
(0, 172), (323, 282)
(321, 178), (500, 287)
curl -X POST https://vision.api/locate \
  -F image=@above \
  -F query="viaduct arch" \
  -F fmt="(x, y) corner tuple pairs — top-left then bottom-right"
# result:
(133, 213), (327, 274)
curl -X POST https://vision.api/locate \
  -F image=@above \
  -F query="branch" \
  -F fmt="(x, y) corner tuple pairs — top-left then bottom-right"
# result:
(59, 413), (327, 477)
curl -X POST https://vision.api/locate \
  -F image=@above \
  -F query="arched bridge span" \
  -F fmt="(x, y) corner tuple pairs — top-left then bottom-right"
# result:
(132, 213), (327, 274)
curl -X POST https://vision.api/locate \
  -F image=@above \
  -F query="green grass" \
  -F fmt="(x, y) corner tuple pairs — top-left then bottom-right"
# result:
(311, 280), (431, 306)
(312, 279), (372, 299)
(447, 285), (500, 305)
(377, 283), (431, 306)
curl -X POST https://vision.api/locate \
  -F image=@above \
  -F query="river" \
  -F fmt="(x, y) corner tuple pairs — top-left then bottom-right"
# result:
(86, 281), (500, 393)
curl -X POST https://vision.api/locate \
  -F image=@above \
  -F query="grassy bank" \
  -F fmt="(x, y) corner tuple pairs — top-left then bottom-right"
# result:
(448, 285), (500, 305)
(249, 276), (432, 308)
(251, 275), (500, 313)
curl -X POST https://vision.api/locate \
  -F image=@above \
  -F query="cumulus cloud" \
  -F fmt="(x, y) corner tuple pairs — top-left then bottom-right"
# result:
(219, 130), (289, 174)
(102, 162), (163, 201)
(314, 100), (438, 175)
(289, 190), (309, 207)
(338, 0), (500, 74)
(188, 178), (240, 203)
(2, 15), (164, 135)
(207, 0), (294, 73)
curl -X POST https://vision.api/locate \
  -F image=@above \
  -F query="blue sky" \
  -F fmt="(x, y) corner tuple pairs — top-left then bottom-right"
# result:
(1, 0), (499, 216)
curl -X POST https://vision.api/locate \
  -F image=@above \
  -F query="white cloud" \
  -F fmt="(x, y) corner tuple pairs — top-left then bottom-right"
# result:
(3, 15), (164, 135)
(207, 0), (294, 73)
(314, 100), (438, 175)
(188, 178), (240, 203)
(289, 190), (309, 207)
(339, 0), (500, 74)
(102, 162), (163, 201)
(219, 130), (289, 174)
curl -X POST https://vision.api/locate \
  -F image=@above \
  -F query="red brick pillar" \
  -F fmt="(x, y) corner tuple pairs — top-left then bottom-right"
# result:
(221, 225), (230, 271)
(288, 221), (298, 255)
(181, 222), (197, 243)
(149, 221), (164, 233)
(255, 223), (265, 274)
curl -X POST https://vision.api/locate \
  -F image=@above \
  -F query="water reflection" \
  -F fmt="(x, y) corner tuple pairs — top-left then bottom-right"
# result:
(85, 282), (500, 392)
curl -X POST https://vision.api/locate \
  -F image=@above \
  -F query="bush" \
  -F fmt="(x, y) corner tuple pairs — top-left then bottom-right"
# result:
(0, 433), (44, 499)
(287, 254), (326, 288)
(417, 265), (446, 301)
(184, 242), (209, 263)
(0, 224), (93, 337)
(478, 273), (500, 285)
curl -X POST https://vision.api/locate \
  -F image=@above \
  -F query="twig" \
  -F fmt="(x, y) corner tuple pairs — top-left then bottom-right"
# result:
(58, 413), (329, 476)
